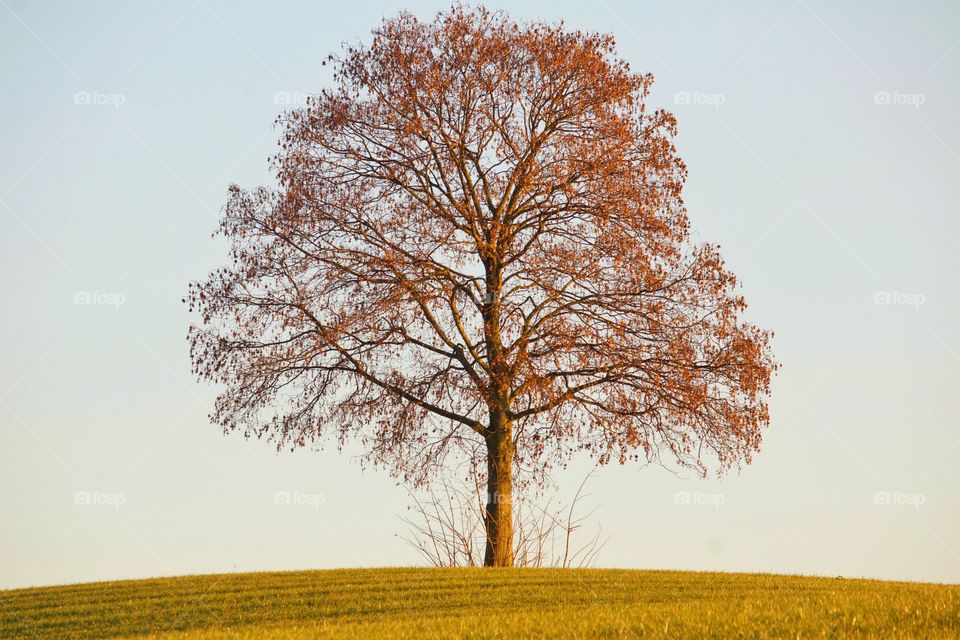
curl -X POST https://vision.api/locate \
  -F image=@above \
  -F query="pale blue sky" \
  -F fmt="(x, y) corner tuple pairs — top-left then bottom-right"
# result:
(1, 0), (958, 588)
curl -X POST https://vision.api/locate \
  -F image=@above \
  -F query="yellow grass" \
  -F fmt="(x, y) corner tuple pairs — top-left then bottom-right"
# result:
(2, 568), (958, 639)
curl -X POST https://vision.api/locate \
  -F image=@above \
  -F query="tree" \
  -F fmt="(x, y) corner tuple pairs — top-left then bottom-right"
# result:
(187, 5), (777, 567)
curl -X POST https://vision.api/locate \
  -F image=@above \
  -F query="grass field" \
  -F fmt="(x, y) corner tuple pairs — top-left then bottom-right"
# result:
(2, 568), (958, 639)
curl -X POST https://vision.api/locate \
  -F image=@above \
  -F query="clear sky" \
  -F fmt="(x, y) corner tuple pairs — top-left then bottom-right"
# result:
(1, 0), (958, 588)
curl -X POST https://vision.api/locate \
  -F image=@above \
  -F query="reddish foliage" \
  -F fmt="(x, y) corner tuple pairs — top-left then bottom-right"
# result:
(187, 6), (776, 537)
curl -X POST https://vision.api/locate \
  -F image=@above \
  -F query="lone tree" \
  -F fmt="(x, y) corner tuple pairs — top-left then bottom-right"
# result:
(188, 6), (776, 567)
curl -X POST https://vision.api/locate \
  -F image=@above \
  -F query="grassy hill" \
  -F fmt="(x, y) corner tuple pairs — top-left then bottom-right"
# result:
(2, 568), (958, 639)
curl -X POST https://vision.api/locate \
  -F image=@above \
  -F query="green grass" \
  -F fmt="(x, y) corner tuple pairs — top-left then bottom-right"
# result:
(2, 568), (958, 639)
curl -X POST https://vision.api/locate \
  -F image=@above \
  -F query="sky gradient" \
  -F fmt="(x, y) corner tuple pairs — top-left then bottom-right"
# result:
(1, 0), (958, 588)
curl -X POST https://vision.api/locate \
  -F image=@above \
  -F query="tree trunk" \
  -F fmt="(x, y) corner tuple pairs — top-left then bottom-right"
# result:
(483, 411), (514, 567)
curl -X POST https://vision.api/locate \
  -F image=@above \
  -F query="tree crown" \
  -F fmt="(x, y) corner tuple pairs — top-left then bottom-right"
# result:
(187, 5), (777, 487)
